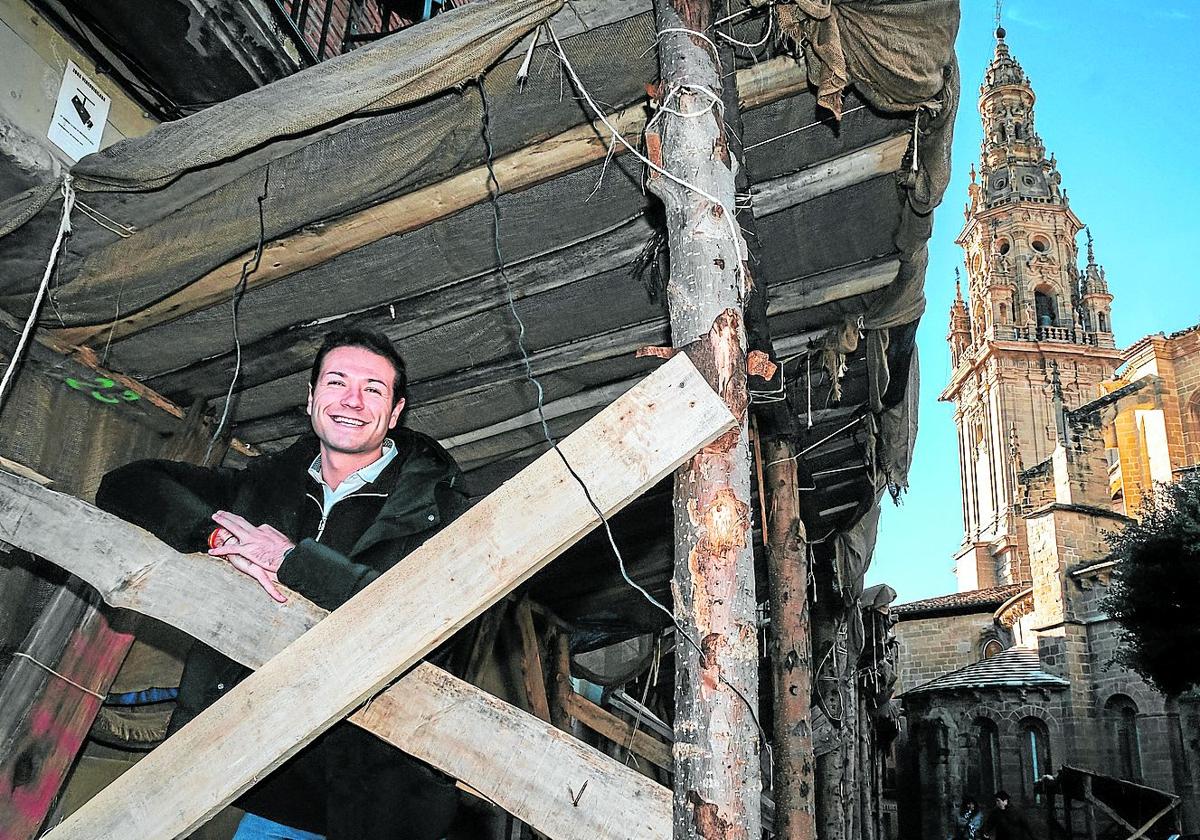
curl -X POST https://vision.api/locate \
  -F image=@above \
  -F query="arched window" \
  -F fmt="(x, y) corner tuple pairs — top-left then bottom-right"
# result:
(999, 303), (1010, 324)
(970, 718), (1001, 797)
(1105, 695), (1141, 780)
(1014, 122), (1025, 140)
(1034, 290), (1057, 327)
(982, 639), (1004, 659)
(1098, 312), (1109, 333)
(1018, 718), (1051, 802)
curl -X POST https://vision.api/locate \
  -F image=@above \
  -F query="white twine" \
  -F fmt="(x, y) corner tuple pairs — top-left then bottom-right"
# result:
(0, 174), (75, 411)
(545, 23), (747, 291)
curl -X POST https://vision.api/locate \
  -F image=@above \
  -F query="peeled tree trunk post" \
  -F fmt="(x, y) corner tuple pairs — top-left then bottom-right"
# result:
(646, 1), (761, 837)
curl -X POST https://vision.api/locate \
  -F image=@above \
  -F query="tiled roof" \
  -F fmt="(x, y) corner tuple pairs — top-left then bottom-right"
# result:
(904, 646), (1069, 696)
(894, 584), (1025, 616)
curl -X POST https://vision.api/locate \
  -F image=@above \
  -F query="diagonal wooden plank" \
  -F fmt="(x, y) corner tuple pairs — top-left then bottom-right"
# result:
(19, 353), (729, 839)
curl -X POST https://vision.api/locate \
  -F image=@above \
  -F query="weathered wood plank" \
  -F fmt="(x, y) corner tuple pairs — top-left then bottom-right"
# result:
(514, 598), (552, 723)
(752, 133), (911, 218)
(50, 59), (807, 350)
(561, 691), (673, 771)
(28, 354), (730, 840)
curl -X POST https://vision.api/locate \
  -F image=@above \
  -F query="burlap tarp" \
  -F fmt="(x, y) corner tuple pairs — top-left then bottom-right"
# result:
(0, 0), (571, 323)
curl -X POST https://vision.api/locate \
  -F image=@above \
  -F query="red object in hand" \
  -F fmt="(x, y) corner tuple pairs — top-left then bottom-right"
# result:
(208, 528), (230, 550)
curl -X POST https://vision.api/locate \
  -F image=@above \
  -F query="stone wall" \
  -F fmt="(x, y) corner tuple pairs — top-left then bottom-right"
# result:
(898, 688), (1072, 840)
(894, 611), (1003, 694)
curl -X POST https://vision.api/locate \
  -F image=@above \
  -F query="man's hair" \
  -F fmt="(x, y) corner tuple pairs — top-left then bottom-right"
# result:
(310, 328), (407, 405)
(994, 791), (1010, 803)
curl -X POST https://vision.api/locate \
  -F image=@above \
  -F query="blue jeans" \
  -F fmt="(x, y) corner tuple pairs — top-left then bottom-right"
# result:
(232, 812), (326, 840)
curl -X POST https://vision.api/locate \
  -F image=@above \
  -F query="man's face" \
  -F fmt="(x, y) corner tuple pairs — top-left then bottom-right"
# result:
(995, 797), (1008, 810)
(306, 346), (404, 458)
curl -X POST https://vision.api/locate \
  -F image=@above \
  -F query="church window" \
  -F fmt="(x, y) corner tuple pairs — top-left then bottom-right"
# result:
(1014, 122), (1025, 139)
(1031, 237), (1050, 253)
(1018, 718), (1051, 802)
(1098, 312), (1109, 333)
(971, 718), (1001, 797)
(1034, 290), (1058, 327)
(1105, 695), (1141, 780)
(998, 239), (1011, 255)
(999, 303), (1009, 324)
(982, 638), (1003, 659)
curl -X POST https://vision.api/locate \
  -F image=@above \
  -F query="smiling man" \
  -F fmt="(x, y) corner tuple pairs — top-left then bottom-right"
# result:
(97, 328), (468, 840)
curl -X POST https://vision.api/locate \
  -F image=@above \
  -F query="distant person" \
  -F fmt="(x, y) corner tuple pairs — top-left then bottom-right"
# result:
(984, 790), (1038, 840)
(952, 796), (984, 840)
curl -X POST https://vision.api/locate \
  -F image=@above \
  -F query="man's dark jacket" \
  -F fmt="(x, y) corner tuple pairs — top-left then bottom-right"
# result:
(96, 427), (469, 840)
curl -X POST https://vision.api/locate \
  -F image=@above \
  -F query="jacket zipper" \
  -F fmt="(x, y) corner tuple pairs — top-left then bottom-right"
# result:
(306, 489), (390, 543)
(306, 493), (328, 543)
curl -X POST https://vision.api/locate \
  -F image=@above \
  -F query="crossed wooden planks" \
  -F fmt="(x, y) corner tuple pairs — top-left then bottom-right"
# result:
(0, 354), (732, 839)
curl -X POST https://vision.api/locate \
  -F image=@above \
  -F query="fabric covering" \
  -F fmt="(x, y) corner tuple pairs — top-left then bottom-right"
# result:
(776, 0), (959, 119)
(0, 0), (566, 322)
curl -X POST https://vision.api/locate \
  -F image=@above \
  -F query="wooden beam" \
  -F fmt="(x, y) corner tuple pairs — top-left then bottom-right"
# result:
(21, 353), (731, 840)
(548, 629), (573, 732)
(515, 597), (552, 722)
(1082, 784), (1139, 835)
(561, 690), (673, 772)
(147, 214), (652, 400)
(50, 59), (807, 350)
(1126, 800), (1179, 840)
(751, 133), (911, 218)
(225, 256), (898, 438)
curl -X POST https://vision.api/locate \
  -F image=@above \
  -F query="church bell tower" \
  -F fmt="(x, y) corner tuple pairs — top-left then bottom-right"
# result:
(941, 27), (1122, 591)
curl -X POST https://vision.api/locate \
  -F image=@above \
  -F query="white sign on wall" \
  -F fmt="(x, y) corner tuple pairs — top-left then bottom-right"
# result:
(47, 60), (111, 161)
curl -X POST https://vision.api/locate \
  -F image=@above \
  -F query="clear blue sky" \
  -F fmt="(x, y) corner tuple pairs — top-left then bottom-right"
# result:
(865, 2), (1200, 603)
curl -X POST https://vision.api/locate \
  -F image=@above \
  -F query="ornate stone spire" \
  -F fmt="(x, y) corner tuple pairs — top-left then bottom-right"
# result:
(948, 267), (973, 366)
(1079, 226), (1113, 333)
(976, 27), (1062, 206)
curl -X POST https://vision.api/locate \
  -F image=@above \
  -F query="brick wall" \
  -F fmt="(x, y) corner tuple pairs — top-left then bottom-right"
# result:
(279, 0), (385, 60)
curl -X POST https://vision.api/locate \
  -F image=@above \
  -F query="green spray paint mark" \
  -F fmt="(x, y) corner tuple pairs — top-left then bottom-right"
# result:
(64, 376), (141, 406)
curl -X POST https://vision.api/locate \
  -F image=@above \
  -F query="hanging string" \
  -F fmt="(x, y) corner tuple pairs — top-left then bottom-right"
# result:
(545, 23), (747, 293)
(0, 174), (74, 412)
(76, 200), (134, 238)
(744, 104), (868, 152)
(806, 353), (813, 428)
(766, 414), (867, 468)
(9, 651), (106, 700)
(206, 163), (270, 464)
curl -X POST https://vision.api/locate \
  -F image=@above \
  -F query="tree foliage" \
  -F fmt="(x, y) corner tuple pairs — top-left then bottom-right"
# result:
(1101, 473), (1200, 696)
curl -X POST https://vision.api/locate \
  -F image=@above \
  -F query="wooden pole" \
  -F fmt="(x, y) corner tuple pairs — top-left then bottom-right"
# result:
(647, 2), (761, 836)
(762, 439), (816, 840)
(0, 581), (134, 839)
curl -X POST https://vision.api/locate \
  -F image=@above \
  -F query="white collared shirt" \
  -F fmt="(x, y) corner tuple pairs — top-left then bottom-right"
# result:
(307, 438), (397, 520)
